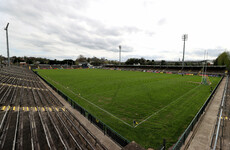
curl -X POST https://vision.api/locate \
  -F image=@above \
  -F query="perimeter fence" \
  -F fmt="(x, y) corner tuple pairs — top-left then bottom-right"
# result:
(210, 75), (228, 150)
(172, 76), (224, 150)
(33, 71), (130, 147)
(33, 70), (223, 149)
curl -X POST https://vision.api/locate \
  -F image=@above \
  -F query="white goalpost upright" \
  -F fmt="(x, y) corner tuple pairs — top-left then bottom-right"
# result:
(201, 50), (211, 85)
(201, 50), (206, 83)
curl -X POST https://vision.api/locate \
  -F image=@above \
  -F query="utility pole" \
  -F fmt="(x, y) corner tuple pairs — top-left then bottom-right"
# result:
(119, 45), (121, 65)
(182, 34), (188, 70)
(4, 23), (10, 67)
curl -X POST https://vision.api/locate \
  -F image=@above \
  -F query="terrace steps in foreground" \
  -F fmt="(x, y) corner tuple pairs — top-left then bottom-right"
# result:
(0, 66), (121, 150)
(39, 69), (122, 150)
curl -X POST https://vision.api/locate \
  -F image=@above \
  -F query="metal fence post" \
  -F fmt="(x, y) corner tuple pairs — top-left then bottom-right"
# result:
(172, 76), (224, 150)
(33, 70), (130, 147)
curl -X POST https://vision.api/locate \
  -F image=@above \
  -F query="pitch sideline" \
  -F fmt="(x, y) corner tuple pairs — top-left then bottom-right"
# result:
(42, 75), (202, 129)
(43, 75), (134, 128)
(134, 84), (202, 128)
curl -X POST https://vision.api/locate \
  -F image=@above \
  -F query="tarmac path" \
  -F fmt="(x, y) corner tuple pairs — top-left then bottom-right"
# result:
(182, 77), (226, 150)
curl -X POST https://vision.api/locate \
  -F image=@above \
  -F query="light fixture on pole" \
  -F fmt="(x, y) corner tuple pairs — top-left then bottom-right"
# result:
(119, 45), (121, 65)
(4, 23), (10, 67)
(182, 34), (188, 70)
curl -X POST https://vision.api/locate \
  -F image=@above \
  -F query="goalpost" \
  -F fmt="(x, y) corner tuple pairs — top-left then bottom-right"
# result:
(201, 50), (211, 85)
(201, 75), (211, 85)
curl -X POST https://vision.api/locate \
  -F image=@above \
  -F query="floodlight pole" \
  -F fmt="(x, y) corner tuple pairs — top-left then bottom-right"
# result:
(182, 34), (188, 70)
(205, 51), (208, 77)
(119, 45), (121, 65)
(4, 23), (10, 67)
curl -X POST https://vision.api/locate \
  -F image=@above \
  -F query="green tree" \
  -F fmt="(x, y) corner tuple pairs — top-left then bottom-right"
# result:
(161, 60), (166, 65)
(76, 55), (87, 63)
(139, 58), (146, 65)
(215, 51), (230, 69)
(125, 58), (139, 65)
(91, 57), (102, 66)
(146, 60), (154, 65)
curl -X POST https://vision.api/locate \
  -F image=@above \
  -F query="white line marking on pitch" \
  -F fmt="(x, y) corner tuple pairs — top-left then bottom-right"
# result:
(134, 84), (202, 128)
(44, 75), (133, 128)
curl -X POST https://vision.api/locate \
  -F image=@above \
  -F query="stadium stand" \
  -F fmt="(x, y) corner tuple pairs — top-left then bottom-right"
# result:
(28, 63), (226, 76)
(0, 66), (109, 150)
(38, 64), (51, 69)
(104, 65), (226, 76)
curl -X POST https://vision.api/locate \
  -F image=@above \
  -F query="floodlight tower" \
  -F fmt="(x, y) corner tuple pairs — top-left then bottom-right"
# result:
(0, 55), (2, 67)
(4, 23), (10, 67)
(119, 45), (121, 65)
(182, 34), (188, 70)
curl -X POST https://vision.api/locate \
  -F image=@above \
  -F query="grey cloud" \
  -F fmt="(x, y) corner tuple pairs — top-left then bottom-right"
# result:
(108, 46), (133, 53)
(0, 0), (43, 24)
(187, 48), (226, 58)
(145, 31), (155, 36)
(67, 14), (141, 36)
(28, 22), (125, 53)
(121, 26), (141, 34)
(0, 0), (138, 57)
(158, 18), (166, 26)
(0, 0), (89, 16)
(29, 39), (51, 47)
(37, 15), (136, 52)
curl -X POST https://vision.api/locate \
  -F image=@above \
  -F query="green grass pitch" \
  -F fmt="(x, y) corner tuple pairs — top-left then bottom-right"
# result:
(36, 69), (221, 149)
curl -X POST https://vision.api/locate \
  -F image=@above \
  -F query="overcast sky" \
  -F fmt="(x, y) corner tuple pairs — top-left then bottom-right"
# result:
(0, 0), (229, 61)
